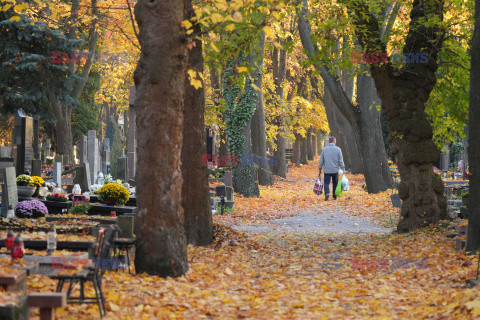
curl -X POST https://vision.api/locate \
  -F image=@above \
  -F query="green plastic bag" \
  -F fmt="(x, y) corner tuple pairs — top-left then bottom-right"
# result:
(335, 174), (344, 197)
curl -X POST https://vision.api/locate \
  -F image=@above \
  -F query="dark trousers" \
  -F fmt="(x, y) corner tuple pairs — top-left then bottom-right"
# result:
(324, 173), (339, 197)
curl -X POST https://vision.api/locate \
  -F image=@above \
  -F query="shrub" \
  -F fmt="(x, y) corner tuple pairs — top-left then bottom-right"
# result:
(16, 174), (34, 186)
(68, 198), (91, 215)
(97, 183), (130, 206)
(15, 200), (48, 218)
(32, 176), (45, 188)
(461, 192), (469, 199)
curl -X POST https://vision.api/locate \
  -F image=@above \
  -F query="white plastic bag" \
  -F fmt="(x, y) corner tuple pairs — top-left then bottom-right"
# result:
(342, 175), (349, 191)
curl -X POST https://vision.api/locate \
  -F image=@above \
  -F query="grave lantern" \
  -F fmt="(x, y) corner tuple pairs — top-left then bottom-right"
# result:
(11, 234), (25, 259)
(5, 229), (15, 250)
(47, 224), (57, 254)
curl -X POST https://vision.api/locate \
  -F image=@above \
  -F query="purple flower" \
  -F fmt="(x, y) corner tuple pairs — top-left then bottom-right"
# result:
(14, 200), (49, 219)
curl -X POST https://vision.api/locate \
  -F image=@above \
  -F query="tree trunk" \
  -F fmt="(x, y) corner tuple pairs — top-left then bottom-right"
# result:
(306, 127), (314, 160)
(466, 0), (480, 252)
(356, 73), (393, 192)
(181, 0), (213, 247)
(250, 33), (273, 186)
(292, 132), (301, 167)
(233, 117), (260, 197)
(316, 130), (326, 154)
(209, 68), (228, 158)
(271, 44), (287, 178)
(55, 106), (74, 163)
(300, 137), (308, 164)
(312, 132), (317, 156)
(323, 88), (363, 173)
(348, 0), (448, 231)
(133, 0), (188, 277)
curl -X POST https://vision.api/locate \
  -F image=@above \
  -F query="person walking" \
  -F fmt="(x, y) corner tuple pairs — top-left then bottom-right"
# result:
(318, 136), (345, 201)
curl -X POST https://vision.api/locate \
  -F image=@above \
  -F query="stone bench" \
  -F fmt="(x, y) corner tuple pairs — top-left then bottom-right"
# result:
(27, 293), (66, 320)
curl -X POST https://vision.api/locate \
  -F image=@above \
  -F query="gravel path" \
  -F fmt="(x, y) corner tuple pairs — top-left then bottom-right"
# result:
(232, 209), (393, 234)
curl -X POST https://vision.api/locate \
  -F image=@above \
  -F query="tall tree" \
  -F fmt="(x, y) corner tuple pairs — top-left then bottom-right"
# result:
(251, 33), (274, 186)
(297, 0), (393, 193)
(133, 0), (188, 276)
(466, 0), (480, 252)
(181, 0), (213, 246)
(47, 0), (98, 163)
(345, 0), (448, 232)
(271, 42), (288, 178)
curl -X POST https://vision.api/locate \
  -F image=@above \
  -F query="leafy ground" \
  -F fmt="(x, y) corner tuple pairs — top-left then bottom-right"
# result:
(26, 160), (480, 319)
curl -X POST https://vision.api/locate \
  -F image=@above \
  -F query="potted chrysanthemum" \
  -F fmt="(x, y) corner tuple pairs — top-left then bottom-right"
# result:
(97, 183), (130, 206)
(16, 174), (36, 197)
(14, 200), (49, 218)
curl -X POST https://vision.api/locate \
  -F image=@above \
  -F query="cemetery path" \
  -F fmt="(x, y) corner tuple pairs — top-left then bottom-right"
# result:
(232, 208), (393, 234)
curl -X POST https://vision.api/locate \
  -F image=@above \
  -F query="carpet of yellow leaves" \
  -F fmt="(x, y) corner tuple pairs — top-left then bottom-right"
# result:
(25, 160), (480, 319)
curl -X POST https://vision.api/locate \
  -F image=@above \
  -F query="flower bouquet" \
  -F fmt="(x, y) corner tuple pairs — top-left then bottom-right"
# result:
(46, 193), (68, 202)
(14, 200), (48, 218)
(97, 183), (130, 206)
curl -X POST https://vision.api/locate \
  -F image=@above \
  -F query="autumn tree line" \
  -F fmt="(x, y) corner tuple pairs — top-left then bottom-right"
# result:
(1, 0), (479, 277)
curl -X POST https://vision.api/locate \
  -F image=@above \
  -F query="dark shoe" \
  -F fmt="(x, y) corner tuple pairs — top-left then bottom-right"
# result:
(325, 195), (329, 201)
(333, 196), (337, 200)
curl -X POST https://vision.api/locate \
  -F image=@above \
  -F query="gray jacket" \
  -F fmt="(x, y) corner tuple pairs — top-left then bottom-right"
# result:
(318, 143), (345, 174)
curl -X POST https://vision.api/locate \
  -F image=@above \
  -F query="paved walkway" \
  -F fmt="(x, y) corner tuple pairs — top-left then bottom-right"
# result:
(232, 209), (393, 234)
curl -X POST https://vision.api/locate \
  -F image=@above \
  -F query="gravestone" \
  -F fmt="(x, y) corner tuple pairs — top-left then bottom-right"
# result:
(87, 131), (99, 184)
(102, 138), (110, 175)
(117, 157), (128, 182)
(31, 159), (42, 177)
(0, 158), (14, 171)
(76, 136), (88, 164)
(223, 171), (233, 187)
(0, 146), (11, 158)
(33, 117), (40, 160)
(1, 167), (18, 218)
(127, 89), (136, 181)
(73, 162), (91, 193)
(53, 162), (62, 187)
(12, 110), (34, 175)
(105, 117), (123, 179)
(54, 155), (63, 167)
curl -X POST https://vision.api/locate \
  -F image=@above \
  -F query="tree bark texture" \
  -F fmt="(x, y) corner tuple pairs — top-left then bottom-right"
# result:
(466, 0), (480, 252)
(181, 0), (213, 247)
(250, 33), (273, 186)
(347, 0), (447, 231)
(133, 0), (188, 276)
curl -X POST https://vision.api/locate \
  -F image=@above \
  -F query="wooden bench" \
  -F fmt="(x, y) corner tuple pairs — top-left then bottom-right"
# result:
(285, 148), (293, 166)
(27, 293), (66, 320)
